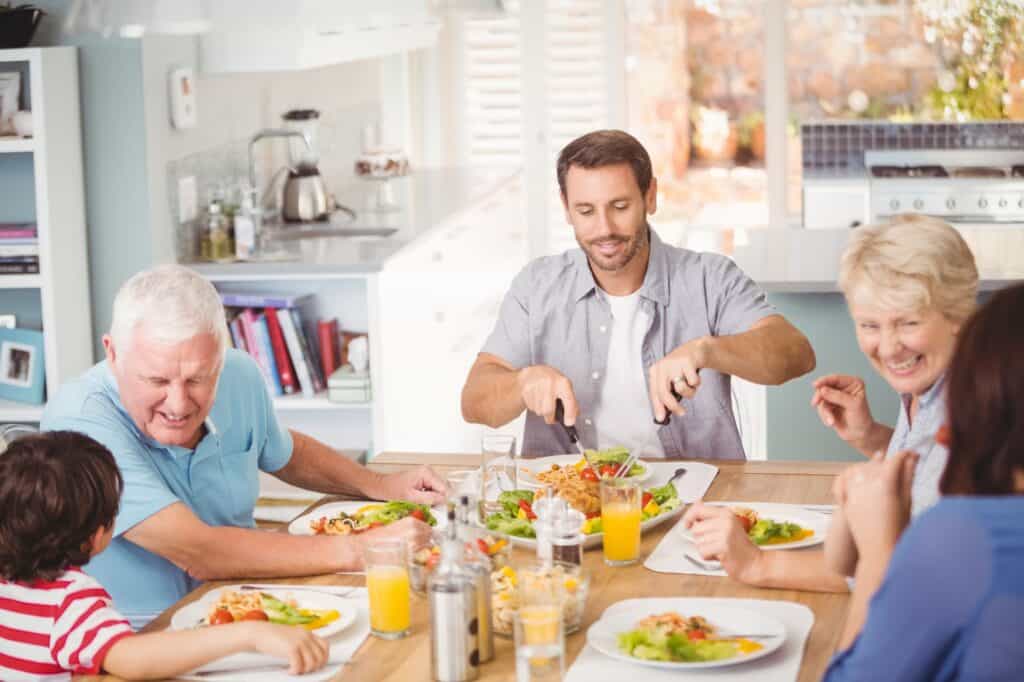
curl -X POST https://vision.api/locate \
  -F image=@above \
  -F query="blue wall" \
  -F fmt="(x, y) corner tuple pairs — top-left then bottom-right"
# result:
(765, 293), (902, 462)
(33, 1), (152, 358)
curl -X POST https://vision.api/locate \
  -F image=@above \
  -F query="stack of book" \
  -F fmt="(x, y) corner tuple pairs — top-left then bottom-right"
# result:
(0, 223), (39, 275)
(327, 365), (371, 403)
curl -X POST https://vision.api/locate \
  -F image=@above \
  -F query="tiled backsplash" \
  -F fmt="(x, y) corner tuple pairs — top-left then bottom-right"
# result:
(167, 102), (377, 262)
(801, 121), (1024, 178)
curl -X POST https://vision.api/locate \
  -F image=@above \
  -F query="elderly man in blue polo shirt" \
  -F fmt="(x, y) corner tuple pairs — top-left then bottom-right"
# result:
(461, 129), (816, 459)
(42, 265), (443, 627)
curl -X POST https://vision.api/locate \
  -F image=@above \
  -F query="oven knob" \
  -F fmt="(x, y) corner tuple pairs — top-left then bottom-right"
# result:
(978, 198), (989, 209)
(998, 198), (1008, 208)
(889, 198), (901, 211)
(946, 198), (957, 210)
(913, 199), (924, 210)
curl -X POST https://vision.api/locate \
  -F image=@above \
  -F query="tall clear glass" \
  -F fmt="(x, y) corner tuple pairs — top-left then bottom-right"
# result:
(600, 478), (642, 566)
(479, 433), (517, 523)
(514, 603), (564, 682)
(364, 538), (411, 639)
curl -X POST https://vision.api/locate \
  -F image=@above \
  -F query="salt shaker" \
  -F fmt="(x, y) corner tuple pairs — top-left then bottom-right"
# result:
(534, 494), (584, 566)
(429, 508), (479, 682)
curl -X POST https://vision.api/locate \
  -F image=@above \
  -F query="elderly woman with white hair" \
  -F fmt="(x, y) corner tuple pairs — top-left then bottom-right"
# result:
(682, 215), (979, 592)
(42, 265), (444, 628)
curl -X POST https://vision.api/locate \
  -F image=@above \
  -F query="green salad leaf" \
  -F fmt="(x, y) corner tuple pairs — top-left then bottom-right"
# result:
(260, 593), (316, 625)
(497, 489), (534, 516)
(585, 447), (645, 476)
(617, 626), (739, 662)
(647, 482), (679, 506)
(748, 518), (804, 545)
(484, 511), (536, 538)
(359, 501), (437, 527)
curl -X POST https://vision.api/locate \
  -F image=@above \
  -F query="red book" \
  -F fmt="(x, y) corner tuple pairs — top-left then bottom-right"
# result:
(265, 308), (298, 394)
(317, 318), (340, 378)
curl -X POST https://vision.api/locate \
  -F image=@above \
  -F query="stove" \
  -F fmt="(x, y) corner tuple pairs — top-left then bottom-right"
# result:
(867, 149), (1024, 226)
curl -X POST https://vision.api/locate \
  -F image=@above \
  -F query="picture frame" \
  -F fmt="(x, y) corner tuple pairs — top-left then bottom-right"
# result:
(0, 327), (44, 404)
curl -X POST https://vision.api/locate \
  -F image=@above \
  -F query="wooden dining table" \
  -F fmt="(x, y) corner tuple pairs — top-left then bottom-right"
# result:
(81, 453), (851, 682)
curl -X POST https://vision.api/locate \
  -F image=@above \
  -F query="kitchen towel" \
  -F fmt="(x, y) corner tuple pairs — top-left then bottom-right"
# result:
(644, 503), (833, 577)
(179, 586), (369, 682)
(565, 598), (815, 682)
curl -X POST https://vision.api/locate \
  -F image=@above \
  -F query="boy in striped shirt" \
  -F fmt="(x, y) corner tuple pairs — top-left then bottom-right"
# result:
(0, 431), (329, 680)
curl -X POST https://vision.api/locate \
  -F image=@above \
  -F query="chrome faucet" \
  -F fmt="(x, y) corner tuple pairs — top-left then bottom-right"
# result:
(247, 128), (312, 209)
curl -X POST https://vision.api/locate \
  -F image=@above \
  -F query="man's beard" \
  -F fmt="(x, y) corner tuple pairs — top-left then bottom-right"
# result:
(578, 222), (650, 273)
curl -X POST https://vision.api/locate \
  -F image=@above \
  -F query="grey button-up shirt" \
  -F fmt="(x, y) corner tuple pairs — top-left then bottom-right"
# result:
(481, 228), (777, 459)
(886, 372), (950, 517)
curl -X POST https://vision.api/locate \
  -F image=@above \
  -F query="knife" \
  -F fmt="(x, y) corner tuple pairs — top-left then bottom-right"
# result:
(555, 398), (595, 471)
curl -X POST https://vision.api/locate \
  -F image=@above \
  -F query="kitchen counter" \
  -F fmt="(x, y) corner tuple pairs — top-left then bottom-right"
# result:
(674, 225), (1024, 293)
(188, 166), (520, 279)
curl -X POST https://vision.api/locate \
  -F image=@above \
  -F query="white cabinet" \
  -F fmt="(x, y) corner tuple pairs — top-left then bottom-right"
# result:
(0, 47), (93, 422)
(198, 1), (441, 74)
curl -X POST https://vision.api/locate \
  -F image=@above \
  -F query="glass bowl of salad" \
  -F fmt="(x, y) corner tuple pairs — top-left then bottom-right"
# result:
(408, 531), (511, 596)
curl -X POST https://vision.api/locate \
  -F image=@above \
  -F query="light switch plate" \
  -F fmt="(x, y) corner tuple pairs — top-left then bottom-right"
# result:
(169, 66), (197, 130)
(178, 175), (198, 223)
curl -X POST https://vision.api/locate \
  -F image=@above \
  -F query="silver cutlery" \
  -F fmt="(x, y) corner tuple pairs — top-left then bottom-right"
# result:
(668, 466), (688, 485)
(682, 553), (721, 572)
(239, 584), (357, 597)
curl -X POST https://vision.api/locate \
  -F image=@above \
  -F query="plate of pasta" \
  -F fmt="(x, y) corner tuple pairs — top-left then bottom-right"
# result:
(170, 585), (356, 638)
(518, 451), (651, 489)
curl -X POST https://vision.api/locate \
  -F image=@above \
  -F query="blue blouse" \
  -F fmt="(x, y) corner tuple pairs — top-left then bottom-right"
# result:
(824, 496), (1024, 682)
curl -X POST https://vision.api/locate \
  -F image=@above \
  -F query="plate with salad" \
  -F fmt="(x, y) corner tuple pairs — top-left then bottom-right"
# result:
(171, 585), (357, 639)
(479, 480), (684, 549)
(518, 449), (650, 488)
(288, 500), (443, 536)
(587, 598), (786, 670)
(683, 502), (828, 551)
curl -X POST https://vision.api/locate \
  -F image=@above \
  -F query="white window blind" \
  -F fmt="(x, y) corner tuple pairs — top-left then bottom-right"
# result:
(455, 0), (624, 255)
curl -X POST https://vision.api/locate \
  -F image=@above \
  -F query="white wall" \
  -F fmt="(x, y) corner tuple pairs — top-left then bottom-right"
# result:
(140, 35), (386, 263)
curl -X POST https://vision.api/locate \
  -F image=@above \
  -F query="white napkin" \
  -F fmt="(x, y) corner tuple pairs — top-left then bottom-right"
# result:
(566, 599), (815, 682)
(645, 515), (727, 576)
(179, 586), (369, 682)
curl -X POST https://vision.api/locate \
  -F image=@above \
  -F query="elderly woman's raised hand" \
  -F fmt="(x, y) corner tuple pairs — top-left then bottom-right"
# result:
(841, 449), (918, 557)
(811, 374), (876, 446)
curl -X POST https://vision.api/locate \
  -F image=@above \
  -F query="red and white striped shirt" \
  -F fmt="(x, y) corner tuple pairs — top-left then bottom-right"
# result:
(0, 568), (133, 681)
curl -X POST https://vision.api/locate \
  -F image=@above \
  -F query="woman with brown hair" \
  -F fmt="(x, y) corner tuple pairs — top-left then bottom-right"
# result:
(822, 282), (1024, 681)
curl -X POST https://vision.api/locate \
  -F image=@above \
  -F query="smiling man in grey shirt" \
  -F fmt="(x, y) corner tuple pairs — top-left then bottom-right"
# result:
(461, 130), (816, 459)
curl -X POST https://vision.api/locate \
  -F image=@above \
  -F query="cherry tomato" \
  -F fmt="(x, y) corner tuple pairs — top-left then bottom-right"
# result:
(241, 609), (269, 621)
(518, 499), (538, 520)
(599, 464), (619, 478)
(641, 492), (653, 509)
(477, 538), (491, 555)
(580, 467), (599, 482)
(687, 629), (707, 640)
(410, 508), (426, 522)
(935, 424), (951, 446)
(734, 512), (755, 533)
(585, 511), (600, 519)
(425, 554), (440, 569)
(209, 608), (234, 626)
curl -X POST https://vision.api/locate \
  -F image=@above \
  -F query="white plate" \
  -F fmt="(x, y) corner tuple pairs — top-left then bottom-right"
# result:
(288, 500), (447, 536)
(170, 584), (357, 638)
(682, 502), (829, 551)
(516, 454), (652, 488)
(475, 479), (684, 550)
(586, 598), (787, 670)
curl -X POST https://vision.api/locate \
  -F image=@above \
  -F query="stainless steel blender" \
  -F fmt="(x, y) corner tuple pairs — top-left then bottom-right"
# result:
(281, 109), (329, 222)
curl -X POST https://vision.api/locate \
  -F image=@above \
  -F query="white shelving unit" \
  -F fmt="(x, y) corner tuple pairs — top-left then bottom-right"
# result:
(0, 47), (93, 422)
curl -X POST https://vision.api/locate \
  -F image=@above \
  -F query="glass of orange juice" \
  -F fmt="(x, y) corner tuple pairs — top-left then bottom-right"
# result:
(600, 478), (642, 566)
(364, 538), (411, 639)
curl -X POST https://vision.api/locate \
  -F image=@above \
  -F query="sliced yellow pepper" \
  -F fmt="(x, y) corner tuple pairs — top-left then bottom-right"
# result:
(582, 517), (601, 534)
(300, 609), (340, 630)
(517, 508), (527, 520)
(488, 538), (508, 555)
(355, 504), (385, 515)
(643, 499), (660, 516)
(573, 458), (587, 471)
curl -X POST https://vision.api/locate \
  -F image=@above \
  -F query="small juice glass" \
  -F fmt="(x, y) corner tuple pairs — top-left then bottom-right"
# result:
(600, 478), (642, 566)
(365, 538), (411, 639)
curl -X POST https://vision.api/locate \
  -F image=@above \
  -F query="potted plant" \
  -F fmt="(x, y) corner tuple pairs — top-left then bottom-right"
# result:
(0, 3), (45, 49)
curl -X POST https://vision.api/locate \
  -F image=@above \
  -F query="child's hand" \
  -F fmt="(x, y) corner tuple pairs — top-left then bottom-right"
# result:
(245, 622), (330, 674)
